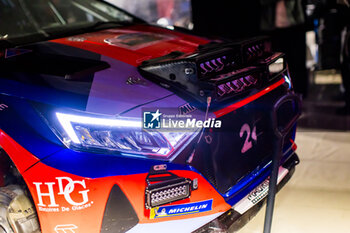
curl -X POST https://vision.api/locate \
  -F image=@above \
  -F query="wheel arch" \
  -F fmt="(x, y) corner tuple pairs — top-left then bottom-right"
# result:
(0, 129), (40, 176)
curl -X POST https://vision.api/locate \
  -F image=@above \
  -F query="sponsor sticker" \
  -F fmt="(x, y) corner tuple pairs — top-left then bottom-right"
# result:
(67, 37), (86, 42)
(247, 179), (269, 205)
(54, 224), (78, 233)
(150, 200), (213, 219)
(233, 167), (289, 214)
(179, 103), (197, 115)
(33, 177), (93, 213)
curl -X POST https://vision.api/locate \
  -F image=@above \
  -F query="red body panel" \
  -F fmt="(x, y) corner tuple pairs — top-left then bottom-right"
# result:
(214, 78), (286, 117)
(0, 130), (39, 173)
(0, 130), (230, 233)
(52, 25), (209, 67)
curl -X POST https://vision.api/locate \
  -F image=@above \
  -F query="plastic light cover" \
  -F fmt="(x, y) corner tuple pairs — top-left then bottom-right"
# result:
(56, 112), (193, 158)
(268, 58), (284, 74)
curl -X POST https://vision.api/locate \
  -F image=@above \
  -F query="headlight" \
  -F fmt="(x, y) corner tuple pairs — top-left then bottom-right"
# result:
(55, 112), (195, 159)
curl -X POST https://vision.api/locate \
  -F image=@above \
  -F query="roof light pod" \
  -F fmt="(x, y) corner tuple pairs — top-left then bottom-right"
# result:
(139, 37), (274, 105)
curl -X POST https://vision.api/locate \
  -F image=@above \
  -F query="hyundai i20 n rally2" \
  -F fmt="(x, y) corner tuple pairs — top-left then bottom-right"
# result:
(0, 1), (301, 232)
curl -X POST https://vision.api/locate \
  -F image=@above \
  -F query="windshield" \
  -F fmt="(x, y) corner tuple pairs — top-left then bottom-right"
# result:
(0, 0), (135, 42)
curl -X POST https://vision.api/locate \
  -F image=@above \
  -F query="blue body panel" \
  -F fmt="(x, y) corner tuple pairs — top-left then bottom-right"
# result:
(0, 78), (88, 110)
(0, 94), (64, 159)
(40, 148), (192, 178)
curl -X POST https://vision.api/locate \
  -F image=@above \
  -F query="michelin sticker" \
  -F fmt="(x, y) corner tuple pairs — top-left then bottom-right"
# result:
(150, 200), (213, 219)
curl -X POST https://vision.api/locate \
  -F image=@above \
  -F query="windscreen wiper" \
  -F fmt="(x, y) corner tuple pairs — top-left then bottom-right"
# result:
(42, 21), (134, 40)
(0, 31), (50, 50)
(84, 20), (135, 31)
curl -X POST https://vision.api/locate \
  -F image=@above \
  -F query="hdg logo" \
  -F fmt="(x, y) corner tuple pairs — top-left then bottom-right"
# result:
(33, 177), (90, 207)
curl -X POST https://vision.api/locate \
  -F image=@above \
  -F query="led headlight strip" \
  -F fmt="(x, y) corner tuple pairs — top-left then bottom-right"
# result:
(55, 112), (195, 158)
(56, 112), (142, 144)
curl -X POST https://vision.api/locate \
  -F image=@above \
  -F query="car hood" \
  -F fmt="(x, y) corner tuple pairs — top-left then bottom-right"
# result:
(0, 24), (209, 116)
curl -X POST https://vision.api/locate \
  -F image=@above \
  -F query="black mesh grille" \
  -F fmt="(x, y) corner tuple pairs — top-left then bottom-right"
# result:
(100, 185), (139, 233)
(189, 83), (290, 193)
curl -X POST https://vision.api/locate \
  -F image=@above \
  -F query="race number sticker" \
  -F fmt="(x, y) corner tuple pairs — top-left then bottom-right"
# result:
(233, 167), (289, 214)
(239, 123), (257, 154)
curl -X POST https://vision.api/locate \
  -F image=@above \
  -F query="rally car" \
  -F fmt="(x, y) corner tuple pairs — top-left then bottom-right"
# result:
(0, 0), (300, 233)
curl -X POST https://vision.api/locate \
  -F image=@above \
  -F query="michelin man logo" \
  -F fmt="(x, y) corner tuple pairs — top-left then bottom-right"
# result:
(33, 177), (90, 208)
(155, 208), (167, 216)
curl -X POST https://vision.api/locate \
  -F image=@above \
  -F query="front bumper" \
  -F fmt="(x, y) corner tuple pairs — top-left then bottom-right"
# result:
(19, 145), (297, 233)
(193, 153), (299, 233)
(0, 128), (299, 233)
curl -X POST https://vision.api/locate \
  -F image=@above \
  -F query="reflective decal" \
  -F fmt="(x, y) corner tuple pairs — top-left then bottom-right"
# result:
(5, 48), (32, 58)
(0, 104), (8, 111)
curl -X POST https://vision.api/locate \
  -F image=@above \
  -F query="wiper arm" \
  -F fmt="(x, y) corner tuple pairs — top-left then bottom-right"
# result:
(43, 21), (134, 39)
(84, 20), (134, 30)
